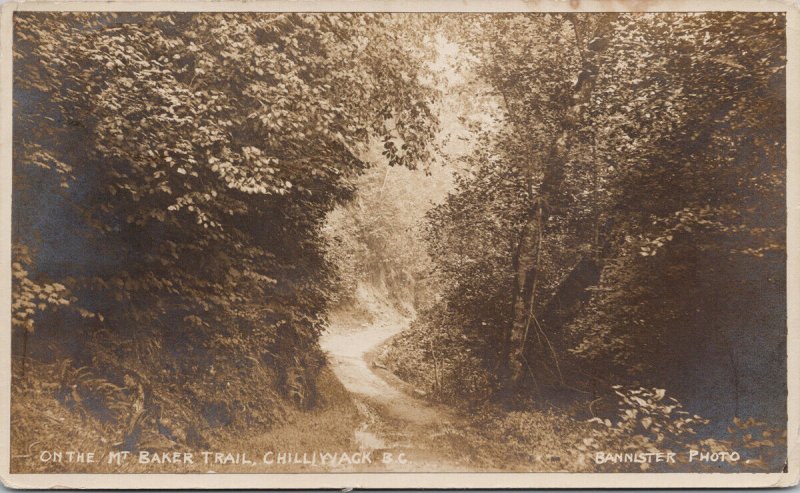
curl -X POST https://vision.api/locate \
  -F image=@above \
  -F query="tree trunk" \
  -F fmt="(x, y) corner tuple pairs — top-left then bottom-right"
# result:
(507, 219), (540, 389)
(505, 14), (617, 393)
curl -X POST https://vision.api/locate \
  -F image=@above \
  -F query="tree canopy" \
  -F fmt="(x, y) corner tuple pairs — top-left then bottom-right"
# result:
(411, 12), (785, 423)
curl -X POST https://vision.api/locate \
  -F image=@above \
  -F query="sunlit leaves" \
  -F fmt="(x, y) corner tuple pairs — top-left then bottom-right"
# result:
(11, 245), (73, 333)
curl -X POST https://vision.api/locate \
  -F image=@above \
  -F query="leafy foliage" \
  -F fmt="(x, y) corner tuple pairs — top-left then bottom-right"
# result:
(13, 12), (438, 447)
(11, 245), (72, 334)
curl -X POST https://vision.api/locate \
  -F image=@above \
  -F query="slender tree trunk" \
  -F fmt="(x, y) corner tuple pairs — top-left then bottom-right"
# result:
(500, 232), (523, 377)
(506, 222), (538, 387)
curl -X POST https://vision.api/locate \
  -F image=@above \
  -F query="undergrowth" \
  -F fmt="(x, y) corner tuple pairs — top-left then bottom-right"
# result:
(10, 360), (359, 473)
(381, 320), (787, 473)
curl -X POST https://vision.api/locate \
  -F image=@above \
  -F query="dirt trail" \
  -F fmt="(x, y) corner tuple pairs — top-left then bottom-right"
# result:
(320, 314), (443, 425)
(319, 302), (469, 471)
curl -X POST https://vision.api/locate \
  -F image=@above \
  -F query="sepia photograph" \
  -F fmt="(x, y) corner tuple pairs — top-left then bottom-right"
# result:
(1, 0), (797, 489)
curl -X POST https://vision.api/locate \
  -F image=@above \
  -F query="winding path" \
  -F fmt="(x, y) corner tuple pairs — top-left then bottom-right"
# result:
(319, 310), (467, 471)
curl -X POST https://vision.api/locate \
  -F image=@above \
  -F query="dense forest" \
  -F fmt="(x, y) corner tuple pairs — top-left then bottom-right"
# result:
(382, 12), (787, 470)
(12, 11), (786, 473)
